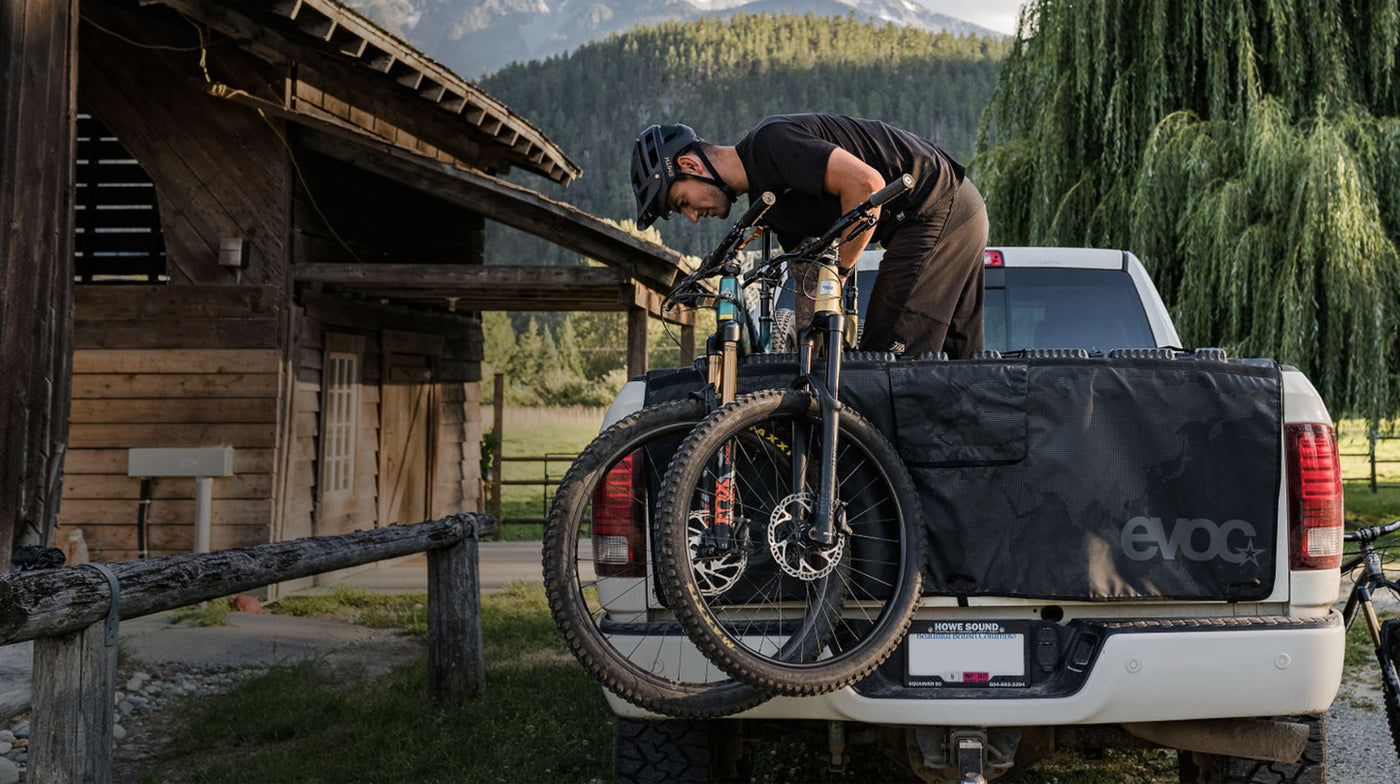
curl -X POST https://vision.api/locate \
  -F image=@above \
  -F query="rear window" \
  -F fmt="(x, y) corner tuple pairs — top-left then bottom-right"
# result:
(985, 268), (1155, 352)
(769, 266), (1157, 353)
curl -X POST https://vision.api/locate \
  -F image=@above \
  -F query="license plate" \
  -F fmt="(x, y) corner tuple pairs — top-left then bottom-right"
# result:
(905, 621), (1029, 688)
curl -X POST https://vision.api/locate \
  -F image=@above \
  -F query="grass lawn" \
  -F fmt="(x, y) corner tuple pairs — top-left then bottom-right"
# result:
(144, 583), (615, 783)
(146, 582), (1180, 784)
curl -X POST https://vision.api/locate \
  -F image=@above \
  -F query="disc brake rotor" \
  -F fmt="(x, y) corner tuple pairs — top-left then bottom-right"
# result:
(768, 492), (844, 581)
(687, 510), (748, 596)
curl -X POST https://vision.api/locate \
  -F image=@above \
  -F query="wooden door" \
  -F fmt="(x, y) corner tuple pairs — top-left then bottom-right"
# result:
(378, 331), (441, 526)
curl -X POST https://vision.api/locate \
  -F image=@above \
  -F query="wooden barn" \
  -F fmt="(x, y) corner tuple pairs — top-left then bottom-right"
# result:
(1, 0), (688, 582)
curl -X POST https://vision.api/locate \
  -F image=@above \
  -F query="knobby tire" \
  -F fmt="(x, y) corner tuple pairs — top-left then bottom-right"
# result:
(655, 388), (925, 697)
(1381, 615), (1400, 761)
(542, 399), (767, 718)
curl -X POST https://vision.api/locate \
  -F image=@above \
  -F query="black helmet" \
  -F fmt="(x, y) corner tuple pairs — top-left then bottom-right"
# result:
(631, 123), (699, 229)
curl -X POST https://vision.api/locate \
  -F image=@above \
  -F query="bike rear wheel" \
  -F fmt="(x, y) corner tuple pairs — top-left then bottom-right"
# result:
(542, 399), (768, 717)
(655, 388), (925, 696)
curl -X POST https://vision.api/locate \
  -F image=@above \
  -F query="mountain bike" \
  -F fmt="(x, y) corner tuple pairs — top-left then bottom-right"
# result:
(541, 192), (783, 717)
(653, 175), (928, 697)
(1341, 518), (1400, 758)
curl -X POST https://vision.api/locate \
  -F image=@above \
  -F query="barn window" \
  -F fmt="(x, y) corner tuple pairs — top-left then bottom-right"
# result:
(322, 352), (359, 494)
(74, 114), (168, 283)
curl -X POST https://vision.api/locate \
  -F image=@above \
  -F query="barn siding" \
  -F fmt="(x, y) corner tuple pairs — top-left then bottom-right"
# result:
(60, 286), (283, 561)
(78, 1), (289, 288)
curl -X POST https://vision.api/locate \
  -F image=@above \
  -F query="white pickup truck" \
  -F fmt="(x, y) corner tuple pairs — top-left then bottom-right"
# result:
(588, 247), (1345, 784)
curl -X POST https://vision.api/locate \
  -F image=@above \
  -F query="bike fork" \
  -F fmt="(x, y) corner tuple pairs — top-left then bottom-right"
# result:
(702, 320), (746, 556)
(793, 312), (845, 547)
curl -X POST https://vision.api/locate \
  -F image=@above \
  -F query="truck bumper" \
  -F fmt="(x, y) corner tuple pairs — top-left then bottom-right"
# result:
(606, 610), (1345, 726)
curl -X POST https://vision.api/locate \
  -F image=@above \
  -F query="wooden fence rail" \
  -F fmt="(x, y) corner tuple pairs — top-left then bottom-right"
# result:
(0, 512), (497, 784)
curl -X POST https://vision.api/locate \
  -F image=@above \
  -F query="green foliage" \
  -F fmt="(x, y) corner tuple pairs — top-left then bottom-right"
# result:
(976, 0), (1400, 419)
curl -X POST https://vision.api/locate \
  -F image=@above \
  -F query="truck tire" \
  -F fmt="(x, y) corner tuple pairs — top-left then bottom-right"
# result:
(613, 717), (749, 784)
(1177, 714), (1326, 783)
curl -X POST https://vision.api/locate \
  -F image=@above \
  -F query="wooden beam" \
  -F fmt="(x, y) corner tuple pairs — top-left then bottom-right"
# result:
(297, 129), (688, 294)
(295, 263), (626, 287)
(0, 516), (494, 645)
(0, 0), (77, 562)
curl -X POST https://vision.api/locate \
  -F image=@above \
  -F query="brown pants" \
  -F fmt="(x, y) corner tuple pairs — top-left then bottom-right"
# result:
(792, 178), (988, 359)
(861, 178), (988, 358)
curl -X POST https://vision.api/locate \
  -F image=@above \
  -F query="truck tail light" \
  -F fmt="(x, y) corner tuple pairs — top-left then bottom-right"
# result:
(1285, 423), (1344, 570)
(984, 249), (1004, 267)
(592, 451), (647, 578)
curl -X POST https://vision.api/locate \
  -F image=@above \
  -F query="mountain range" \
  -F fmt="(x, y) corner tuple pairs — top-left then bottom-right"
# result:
(342, 0), (1004, 78)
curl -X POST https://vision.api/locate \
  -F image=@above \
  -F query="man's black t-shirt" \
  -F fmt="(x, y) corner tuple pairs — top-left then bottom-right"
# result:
(734, 114), (965, 248)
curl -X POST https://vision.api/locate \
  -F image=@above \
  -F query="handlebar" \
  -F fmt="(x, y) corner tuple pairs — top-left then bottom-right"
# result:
(666, 191), (778, 309)
(1343, 518), (1400, 543)
(743, 174), (912, 286)
(870, 173), (914, 208)
(698, 191), (776, 271)
(739, 190), (777, 228)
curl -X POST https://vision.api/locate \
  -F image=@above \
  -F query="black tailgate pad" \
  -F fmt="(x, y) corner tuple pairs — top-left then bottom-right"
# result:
(644, 354), (1283, 602)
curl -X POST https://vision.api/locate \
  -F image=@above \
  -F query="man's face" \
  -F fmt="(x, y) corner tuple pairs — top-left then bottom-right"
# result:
(666, 178), (731, 224)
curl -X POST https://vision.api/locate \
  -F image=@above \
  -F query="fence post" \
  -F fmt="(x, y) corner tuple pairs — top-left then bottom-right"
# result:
(32, 622), (115, 784)
(1371, 419), (1379, 494)
(491, 373), (504, 538)
(428, 515), (485, 703)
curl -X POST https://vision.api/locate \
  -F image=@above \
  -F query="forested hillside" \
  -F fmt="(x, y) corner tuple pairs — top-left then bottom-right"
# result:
(345, 0), (1001, 82)
(481, 13), (1008, 264)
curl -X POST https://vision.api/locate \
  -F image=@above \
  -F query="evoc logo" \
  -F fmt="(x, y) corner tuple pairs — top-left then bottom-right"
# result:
(1121, 517), (1264, 564)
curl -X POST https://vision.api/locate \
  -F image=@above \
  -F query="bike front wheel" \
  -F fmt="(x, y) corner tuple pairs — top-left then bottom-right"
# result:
(542, 399), (768, 718)
(654, 388), (925, 696)
(1380, 615), (1400, 761)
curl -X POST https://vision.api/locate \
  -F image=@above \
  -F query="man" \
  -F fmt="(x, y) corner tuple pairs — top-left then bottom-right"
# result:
(630, 114), (988, 359)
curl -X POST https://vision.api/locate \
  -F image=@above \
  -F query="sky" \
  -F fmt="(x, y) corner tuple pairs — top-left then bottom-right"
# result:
(924, 0), (1027, 35)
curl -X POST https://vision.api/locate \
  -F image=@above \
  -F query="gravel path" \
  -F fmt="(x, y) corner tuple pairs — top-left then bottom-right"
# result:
(1326, 687), (1399, 784)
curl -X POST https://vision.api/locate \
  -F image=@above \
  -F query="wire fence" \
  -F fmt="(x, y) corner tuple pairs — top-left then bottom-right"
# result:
(1338, 420), (1400, 493)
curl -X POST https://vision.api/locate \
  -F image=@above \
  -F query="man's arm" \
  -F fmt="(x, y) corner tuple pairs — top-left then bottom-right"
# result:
(823, 147), (887, 275)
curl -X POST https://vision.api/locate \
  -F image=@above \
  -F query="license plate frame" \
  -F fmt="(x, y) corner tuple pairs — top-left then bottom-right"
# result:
(904, 620), (1031, 688)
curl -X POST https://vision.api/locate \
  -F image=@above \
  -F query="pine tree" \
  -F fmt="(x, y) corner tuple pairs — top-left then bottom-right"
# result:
(975, 0), (1400, 419)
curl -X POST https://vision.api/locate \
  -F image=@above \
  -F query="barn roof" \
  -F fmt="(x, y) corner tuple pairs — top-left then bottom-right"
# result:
(153, 0), (580, 185)
(134, 0), (697, 311)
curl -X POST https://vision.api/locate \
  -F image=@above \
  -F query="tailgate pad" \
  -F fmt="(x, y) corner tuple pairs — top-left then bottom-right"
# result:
(644, 355), (1283, 601)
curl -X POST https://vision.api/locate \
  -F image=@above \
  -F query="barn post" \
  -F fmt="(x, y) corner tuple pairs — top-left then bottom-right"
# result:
(626, 306), (648, 378)
(0, 0), (79, 565)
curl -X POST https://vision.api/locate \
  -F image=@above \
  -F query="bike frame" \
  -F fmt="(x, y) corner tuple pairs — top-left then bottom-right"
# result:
(766, 174), (913, 548)
(1342, 519), (1400, 711)
(667, 192), (776, 554)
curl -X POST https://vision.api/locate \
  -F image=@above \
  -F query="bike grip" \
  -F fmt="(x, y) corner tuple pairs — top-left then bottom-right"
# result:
(870, 174), (913, 207)
(739, 191), (777, 226)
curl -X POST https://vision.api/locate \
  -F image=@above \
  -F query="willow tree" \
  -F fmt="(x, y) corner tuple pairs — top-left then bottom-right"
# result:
(975, 0), (1400, 419)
